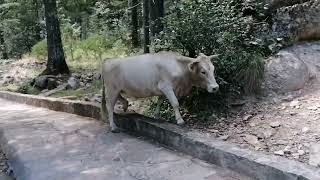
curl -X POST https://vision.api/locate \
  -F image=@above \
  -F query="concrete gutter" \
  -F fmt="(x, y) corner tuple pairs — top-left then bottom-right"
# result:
(0, 91), (319, 180)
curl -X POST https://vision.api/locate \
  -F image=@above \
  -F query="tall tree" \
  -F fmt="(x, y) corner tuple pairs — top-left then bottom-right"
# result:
(130, 0), (139, 47)
(42, 0), (69, 75)
(150, 0), (164, 36)
(143, 0), (150, 53)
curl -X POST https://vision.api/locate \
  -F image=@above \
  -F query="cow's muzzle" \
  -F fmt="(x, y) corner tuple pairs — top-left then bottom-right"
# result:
(207, 85), (219, 93)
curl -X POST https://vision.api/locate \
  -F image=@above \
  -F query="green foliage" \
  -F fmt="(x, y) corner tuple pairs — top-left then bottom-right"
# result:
(30, 32), (132, 70)
(31, 40), (47, 61)
(147, 0), (272, 121)
(155, 0), (270, 95)
(79, 34), (116, 61)
(0, 0), (43, 58)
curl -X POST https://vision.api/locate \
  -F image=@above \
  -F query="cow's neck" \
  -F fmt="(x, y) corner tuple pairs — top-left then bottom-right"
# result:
(174, 68), (196, 97)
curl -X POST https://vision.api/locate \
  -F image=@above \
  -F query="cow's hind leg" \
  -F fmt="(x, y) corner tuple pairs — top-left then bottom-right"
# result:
(106, 87), (121, 133)
(118, 94), (129, 112)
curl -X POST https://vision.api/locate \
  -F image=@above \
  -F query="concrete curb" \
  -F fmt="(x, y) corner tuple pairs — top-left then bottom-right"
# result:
(0, 91), (319, 180)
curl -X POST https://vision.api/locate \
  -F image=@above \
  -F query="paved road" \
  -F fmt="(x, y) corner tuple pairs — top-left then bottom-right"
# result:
(0, 98), (252, 180)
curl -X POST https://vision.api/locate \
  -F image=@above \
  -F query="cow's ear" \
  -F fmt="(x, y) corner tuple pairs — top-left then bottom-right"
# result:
(188, 61), (200, 73)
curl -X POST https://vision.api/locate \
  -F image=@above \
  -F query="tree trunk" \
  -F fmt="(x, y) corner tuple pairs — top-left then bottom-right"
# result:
(143, 0), (150, 53)
(0, 30), (8, 59)
(42, 0), (69, 75)
(150, 0), (164, 36)
(131, 0), (140, 48)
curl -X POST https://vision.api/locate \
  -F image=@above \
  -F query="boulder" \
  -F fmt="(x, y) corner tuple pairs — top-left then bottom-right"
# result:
(47, 78), (58, 90)
(33, 76), (49, 89)
(271, 0), (320, 45)
(266, 0), (311, 10)
(263, 51), (310, 93)
(32, 75), (57, 90)
(262, 42), (320, 93)
(67, 77), (80, 90)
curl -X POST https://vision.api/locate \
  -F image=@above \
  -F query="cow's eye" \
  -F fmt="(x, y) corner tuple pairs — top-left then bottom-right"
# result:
(201, 71), (206, 75)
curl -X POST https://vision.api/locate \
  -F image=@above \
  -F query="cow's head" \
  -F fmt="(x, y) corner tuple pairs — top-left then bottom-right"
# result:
(188, 53), (219, 93)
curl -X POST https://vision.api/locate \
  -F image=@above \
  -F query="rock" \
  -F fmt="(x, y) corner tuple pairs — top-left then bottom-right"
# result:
(283, 145), (292, 154)
(274, 150), (285, 156)
(289, 100), (300, 107)
(2, 76), (14, 84)
(292, 153), (300, 159)
(298, 150), (305, 156)
(307, 106), (318, 111)
(71, 73), (80, 79)
(217, 135), (229, 141)
(263, 129), (274, 138)
(33, 76), (48, 89)
(309, 143), (320, 167)
(271, 0), (320, 45)
(273, 140), (287, 145)
(94, 73), (101, 80)
(243, 114), (253, 121)
(289, 112), (298, 116)
(90, 94), (102, 103)
(244, 134), (259, 146)
(84, 96), (90, 101)
(47, 78), (58, 90)
(262, 51), (310, 93)
(266, 0), (311, 10)
(270, 121), (281, 128)
(67, 77), (80, 90)
(302, 127), (310, 133)
(112, 156), (121, 162)
(30, 75), (56, 89)
(207, 129), (219, 133)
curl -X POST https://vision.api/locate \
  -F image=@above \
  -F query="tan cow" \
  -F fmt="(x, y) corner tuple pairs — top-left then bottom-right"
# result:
(101, 52), (219, 133)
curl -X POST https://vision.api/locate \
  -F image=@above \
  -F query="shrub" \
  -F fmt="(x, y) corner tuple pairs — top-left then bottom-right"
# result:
(154, 0), (270, 95)
(148, 0), (272, 120)
(30, 40), (47, 61)
(79, 34), (117, 61)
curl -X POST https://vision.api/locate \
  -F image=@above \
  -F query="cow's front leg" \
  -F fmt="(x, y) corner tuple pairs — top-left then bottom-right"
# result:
(159, 84), (185, 125)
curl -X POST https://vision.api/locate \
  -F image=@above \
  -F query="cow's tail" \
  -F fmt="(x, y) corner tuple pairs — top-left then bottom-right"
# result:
(101, 74), (107, 122)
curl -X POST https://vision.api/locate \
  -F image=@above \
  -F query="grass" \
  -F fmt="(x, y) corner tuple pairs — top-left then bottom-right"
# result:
(0, 84), (19, 92)
(51, 79), (102, 99)
(52, 89), (86, 99)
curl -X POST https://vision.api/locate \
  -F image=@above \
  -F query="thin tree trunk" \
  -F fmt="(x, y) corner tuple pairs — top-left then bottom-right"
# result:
(0, 30), (8, 59)
(143, 0), (150, 53)
(131, 0), (139, 48)
(33, 0), (42, 42)
(150, 0), (164, 36)
(42, 0), (69, 75)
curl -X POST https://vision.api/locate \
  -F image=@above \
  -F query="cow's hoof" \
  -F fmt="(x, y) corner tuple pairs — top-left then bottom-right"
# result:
(111, 128), (120, 133)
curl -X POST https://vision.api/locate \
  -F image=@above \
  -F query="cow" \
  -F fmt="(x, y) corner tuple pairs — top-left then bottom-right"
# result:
(101, 52), (219, 133)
